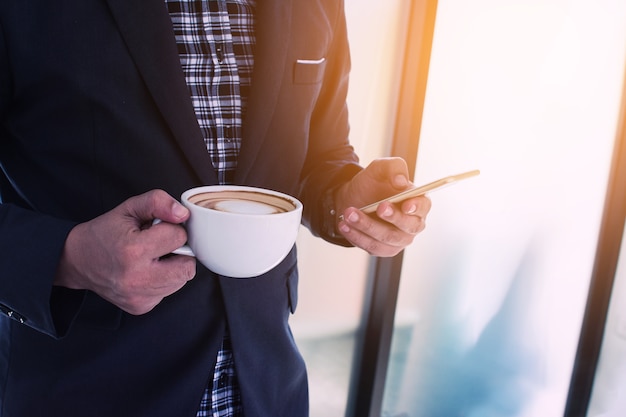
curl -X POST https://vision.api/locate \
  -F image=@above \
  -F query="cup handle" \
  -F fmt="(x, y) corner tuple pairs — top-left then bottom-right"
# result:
(171, 245), (195, 257)
(151, 219), (196, 258)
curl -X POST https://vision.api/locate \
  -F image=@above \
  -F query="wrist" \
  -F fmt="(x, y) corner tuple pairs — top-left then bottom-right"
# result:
(321, 183), (349, 240)
(53, 224), (86, 290)
(322, 186), (342, 239)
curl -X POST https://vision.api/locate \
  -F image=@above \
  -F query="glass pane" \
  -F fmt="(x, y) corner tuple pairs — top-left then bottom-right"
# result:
(383, 1), (626, 416)
(290, 1), (410, 416)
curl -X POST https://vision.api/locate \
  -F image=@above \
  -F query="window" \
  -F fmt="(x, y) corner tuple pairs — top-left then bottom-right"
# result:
(292, 1), (626, 416)
(384, 1), (626, 416)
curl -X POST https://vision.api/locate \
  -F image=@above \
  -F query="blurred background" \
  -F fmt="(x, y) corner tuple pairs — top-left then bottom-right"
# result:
(289, 1), (626, 416)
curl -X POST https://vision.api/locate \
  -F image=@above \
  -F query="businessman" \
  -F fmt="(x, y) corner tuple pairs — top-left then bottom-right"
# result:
(0, 1), (430, 415)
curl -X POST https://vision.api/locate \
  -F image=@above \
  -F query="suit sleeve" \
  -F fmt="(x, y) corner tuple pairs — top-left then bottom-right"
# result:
(0, 18), (84, 339)
(298, 0), (362, 245)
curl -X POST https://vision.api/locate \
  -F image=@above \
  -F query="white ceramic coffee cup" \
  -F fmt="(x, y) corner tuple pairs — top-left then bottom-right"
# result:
(172, 185), (303, 278)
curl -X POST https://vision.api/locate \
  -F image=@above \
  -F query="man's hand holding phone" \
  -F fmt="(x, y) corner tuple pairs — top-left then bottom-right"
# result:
(334, 157), (478, 257)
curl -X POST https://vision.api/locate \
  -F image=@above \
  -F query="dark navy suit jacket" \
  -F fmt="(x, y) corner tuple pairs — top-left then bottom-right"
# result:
(0, 0), (361, 415)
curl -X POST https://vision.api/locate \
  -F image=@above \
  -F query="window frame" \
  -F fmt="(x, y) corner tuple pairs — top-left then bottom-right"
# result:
(345, 1), (439, 416)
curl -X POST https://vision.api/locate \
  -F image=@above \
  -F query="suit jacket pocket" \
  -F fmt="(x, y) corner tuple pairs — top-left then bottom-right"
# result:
(293, 58), (326, 84)
(286, 263), (299, 314)
(75, 290), (122, 330)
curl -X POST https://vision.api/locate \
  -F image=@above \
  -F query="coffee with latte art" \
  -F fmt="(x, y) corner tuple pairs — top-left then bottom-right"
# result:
(188, 190), (296, 215)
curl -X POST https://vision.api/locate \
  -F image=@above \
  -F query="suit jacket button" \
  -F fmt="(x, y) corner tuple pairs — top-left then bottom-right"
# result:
(1, 305), (26, 324)
(9, 311), (26, 323)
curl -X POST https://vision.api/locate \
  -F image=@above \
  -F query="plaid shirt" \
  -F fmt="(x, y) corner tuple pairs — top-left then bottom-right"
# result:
(165, 0), (256, 415)
(166, 0), (255, 185)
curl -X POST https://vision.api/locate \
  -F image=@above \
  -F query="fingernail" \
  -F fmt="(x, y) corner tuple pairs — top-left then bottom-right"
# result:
(407, 204), (417, 214)
(394, 174), (408, 188)
(172, 203), (188, 219)
(348, 212), (359, 223)
(340, 224), (350, 233)
(382, 206), (393, 217)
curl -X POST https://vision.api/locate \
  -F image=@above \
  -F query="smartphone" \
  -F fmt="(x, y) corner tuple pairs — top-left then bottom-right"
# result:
(359, 169), (480, 214)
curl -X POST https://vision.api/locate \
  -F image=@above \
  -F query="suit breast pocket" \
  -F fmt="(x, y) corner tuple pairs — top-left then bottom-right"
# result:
(293, 58), (326, 84)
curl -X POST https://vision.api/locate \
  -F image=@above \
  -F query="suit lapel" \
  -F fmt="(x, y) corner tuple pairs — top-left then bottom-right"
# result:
(235, 0), (293, 183)
(105, 0), (218, 185)
(105, 0), (293, 185)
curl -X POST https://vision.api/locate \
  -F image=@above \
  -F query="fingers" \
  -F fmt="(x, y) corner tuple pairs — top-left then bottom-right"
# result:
(145, 219), (189, 255)
(115, 190), (190, 258)
(111, 255), (197, 315)
(364, 157), (411, 190)
(388, 195), (432, 232)
(338, 209), (410, 257)
(123, 189), (190, 225)
(365, 157), (409, 180)
(338, 158), (413, 213)
(337, 195), (431, 257)
(114, 192), (195, 314)
(85, 240), (197, 315)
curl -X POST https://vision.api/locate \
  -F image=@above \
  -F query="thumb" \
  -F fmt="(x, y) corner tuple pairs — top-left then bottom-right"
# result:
(366, 157), (410, 190)
(124, 189), (190, 225)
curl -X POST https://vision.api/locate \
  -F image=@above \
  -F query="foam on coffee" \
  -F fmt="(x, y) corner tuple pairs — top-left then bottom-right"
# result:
(188, 190), (295, 215)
